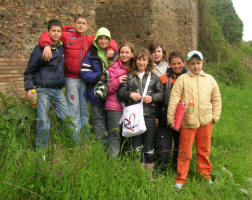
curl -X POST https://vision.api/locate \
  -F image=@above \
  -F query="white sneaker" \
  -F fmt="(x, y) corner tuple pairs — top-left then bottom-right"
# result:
(42, 155), (46, 162)
(208, 179), (213, 185)
(175, 183), (184, 190)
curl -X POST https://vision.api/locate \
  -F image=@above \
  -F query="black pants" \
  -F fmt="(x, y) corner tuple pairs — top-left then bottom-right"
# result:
(122, 115), (156, 163)
(155, 126), (180, 170)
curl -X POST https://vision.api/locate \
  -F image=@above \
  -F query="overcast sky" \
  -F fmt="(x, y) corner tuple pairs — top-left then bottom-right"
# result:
(232, 0), (252, 41)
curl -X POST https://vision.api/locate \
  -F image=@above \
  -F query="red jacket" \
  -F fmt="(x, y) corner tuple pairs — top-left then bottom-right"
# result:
(38, 26), (118, 79)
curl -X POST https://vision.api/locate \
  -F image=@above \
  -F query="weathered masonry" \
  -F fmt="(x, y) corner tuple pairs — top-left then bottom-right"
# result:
(0, 0), (198, 93)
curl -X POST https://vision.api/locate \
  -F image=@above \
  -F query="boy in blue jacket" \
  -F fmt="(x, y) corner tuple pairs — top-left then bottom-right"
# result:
(24, 19), (72, 149)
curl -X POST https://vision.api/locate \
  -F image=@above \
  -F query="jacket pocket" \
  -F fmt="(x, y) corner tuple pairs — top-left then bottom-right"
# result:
(183, 112), (197, 126)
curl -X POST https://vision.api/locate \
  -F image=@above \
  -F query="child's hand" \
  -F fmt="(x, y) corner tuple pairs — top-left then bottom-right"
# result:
(107, 49), (114, 58)
(170, 123), (179, 131)
(130, 92), (141, 101)
(42, 46), (52, 61)
(143, 95), (152, 104)
(119, 74), (127, 84)
(27, 90), (33, 99)
(100, 74), (106, 81)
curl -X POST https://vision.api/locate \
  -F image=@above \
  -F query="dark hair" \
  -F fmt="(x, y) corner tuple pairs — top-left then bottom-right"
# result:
(110, 41), (135, 71)
(148, 40), (167, 61)
(132, 48), (153, 74)
(168, 51), (184, 63)
(74, 14), (87, 22)
(48, 19), (62, 31)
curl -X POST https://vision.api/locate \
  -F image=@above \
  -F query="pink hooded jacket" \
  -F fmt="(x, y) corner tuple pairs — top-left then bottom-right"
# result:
(105, 59), (128, 111)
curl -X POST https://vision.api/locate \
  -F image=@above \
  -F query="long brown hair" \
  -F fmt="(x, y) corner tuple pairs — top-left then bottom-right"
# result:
(131, 48), (153, 75)
(110, 41), (135, 71)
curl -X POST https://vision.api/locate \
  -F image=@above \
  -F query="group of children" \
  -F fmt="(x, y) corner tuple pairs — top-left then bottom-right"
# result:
(24, 15), (222, 189)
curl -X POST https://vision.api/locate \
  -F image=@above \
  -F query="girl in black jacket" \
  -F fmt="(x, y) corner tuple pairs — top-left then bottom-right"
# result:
(118, 48), (163, 171)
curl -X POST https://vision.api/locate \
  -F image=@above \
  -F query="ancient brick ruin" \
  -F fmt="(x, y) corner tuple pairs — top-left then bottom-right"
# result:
(0, 0), (199, 93)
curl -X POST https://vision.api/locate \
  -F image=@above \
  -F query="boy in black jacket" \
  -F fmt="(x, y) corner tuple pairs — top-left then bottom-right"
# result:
(24, 19), (72, 149)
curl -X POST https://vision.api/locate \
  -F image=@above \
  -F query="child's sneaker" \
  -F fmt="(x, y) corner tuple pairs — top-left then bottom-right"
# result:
(175, 183), (184, 190)
(208, 179), (213, 185)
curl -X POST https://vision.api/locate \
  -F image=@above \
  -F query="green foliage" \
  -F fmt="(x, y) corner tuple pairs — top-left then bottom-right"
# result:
(0, 84), (252, 199)
(198, 0), (249, 87)
(240, 42), (252, 56)
(211, 0), (243, 45)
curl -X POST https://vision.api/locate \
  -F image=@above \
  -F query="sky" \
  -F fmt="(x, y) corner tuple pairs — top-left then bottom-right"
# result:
(232, 0), (252, 41)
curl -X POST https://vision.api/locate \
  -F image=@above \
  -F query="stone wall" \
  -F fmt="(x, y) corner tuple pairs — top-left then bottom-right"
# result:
(96, 0), (154, 50)
(0, 0), (96, 93)
(0, 0), (97, 59)
(0, 0), (199, 93)
(96, 0), (199, 56)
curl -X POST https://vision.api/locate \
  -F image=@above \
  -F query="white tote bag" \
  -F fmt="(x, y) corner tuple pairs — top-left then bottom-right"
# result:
(121, 73), (151, 137)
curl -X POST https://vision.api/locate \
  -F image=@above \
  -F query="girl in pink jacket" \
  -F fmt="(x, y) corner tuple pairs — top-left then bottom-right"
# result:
(105, 42), (135, 158)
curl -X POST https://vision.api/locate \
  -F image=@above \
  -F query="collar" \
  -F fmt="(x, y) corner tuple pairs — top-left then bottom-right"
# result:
(187, 70), (205, 77)
(89, 46), (100, 59)
(51, 40), (63, 50)
(166, 67), (187, 79)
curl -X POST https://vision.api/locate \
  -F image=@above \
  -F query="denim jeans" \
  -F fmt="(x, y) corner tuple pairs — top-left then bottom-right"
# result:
(106, 110), (122, 158)
(36, 88), (71, 149)
(90, 104), (108, 145)
(65, 77), (89, 141)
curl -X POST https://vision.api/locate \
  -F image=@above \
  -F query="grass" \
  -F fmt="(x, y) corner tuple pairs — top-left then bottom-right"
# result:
(0, 81), (252, 200)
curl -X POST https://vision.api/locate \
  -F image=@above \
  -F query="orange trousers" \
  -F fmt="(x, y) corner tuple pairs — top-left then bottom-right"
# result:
(176, 123), (213, 184)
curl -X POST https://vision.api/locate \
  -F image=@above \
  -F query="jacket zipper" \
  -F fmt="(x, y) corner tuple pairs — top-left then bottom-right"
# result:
(197, 76), (200, 122)
(80, 35), (84, 69)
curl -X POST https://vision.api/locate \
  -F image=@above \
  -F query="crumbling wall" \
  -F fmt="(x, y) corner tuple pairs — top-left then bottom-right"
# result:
(0, 0), (96, 93)
(96, 0), (154, 50)
(96, 0), (199, 55)
(0, 0), (97, 59)
(0, 0), (199, 93)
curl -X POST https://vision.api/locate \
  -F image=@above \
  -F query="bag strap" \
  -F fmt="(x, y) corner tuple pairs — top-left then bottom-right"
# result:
(141, 72), (151, 103)
(165, 75), (171, 104)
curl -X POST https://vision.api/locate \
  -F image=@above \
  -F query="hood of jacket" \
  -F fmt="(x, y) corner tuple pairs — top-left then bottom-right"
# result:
(93, 27), (111, 70)
(93, 27), (111, 48)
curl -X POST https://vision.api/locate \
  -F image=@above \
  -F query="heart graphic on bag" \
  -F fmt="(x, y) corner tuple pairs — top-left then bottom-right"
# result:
(123, 113), (136, 131)
(121, 72), (150, 137)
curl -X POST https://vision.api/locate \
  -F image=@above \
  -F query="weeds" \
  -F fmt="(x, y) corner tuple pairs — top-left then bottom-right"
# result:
(0, 82), (252, 199)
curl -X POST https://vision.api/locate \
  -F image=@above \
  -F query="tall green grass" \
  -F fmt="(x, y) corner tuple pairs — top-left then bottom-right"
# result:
(0, 82), (252, 199)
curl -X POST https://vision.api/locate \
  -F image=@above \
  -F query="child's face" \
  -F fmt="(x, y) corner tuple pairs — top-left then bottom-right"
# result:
(119, 46), (134, 64)
(74, 18), (88, 33)
(48, 25), (62, 43)
(97, 35), (110, 50)
(136, 56), (149, 72)
(187, 57), (203, 75)
(151, 46), (163, 63)
(170, 57), (184, 74)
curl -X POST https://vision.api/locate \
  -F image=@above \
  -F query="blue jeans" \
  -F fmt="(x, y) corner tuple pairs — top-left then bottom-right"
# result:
(65, 77), (89, 140)
(36, 88), (71, 148)
(90, 104), (108, 145)
(106, 110), (122, 158)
